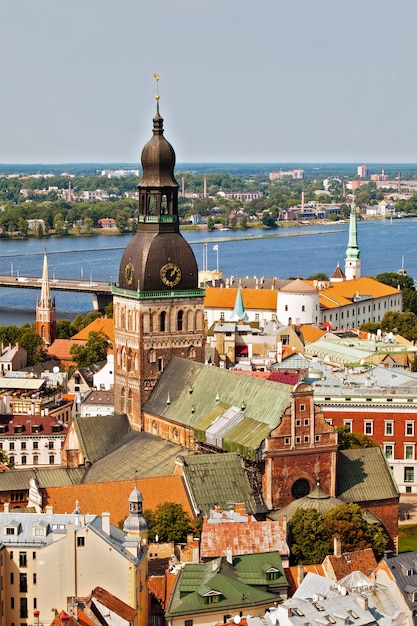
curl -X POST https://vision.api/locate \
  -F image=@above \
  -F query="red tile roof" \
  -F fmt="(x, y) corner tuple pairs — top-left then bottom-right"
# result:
(200, 519), (288, 559)
(285, 564), (325, 595)
(235, 370), (300, 387)
(322, 548), (377, 580)
(91, 586), (136, 622)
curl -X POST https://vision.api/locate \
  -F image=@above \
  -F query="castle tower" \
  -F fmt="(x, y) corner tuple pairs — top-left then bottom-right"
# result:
(344, 201), (361, 280)
(35, 251), (56, 345)
(113, 79), (205, 429)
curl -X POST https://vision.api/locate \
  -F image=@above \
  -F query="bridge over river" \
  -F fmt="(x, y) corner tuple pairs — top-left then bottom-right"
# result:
(0, 275), (112, 311)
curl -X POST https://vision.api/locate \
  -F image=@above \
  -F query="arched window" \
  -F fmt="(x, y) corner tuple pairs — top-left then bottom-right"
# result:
(161, 195), (168, 214)
(188, 345), (196, 359)
(177, 310), (183, 331)
(160, 311), (166, 332)
(127, 389), (133, 415)
(120, 387), (126, 413)
(148, 195), (157, 215)
(149, 349), (156, 363)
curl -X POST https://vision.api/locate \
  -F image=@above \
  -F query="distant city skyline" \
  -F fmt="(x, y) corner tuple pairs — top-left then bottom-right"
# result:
(2, 0), (417, 164)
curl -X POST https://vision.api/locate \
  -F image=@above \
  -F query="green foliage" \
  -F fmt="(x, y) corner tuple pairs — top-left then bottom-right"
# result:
(56, 320), (75, 339)
(19, 328), (47, 365)
(104, 301), (114, 319)
(290, 503), (387, 564)
(145, 502), (192, 543)
(290, 509), (332, 564)
(70, 331), (111, 368)
(335, 425), (377, 450)
(306, 272), (329, 281)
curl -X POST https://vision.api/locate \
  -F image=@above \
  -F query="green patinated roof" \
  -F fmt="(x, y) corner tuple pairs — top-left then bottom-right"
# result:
(337, 447), (399, 502)
(166, 553), (286, 618)
(75, 413), (131, 463)
(180, 452), (266, 515)
(143, 357), (292, 458)
(82, 431), (186, 483)
(0, 467), (86, 491)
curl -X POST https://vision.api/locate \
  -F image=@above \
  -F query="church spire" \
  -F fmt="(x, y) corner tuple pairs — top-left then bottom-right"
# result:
(36, 251), (56, 345)
(344, 201), (361, 280)
(229, 285), (248, 322)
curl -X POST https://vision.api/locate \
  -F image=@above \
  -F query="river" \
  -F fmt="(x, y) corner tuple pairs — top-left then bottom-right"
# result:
(0, 218), (415, 326)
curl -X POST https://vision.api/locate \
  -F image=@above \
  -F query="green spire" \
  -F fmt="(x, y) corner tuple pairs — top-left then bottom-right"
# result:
(346, 201), (360, 260)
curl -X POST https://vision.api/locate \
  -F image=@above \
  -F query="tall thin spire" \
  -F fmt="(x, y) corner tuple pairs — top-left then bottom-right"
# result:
(36, 251), (56, 345)
(344, 202), (361, 280)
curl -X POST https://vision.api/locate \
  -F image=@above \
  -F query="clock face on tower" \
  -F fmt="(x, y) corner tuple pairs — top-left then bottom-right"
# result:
(160, 263), (182, 287)
(124, 262), (134, 286)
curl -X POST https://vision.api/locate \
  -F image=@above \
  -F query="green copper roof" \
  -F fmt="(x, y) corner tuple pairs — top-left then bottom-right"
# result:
(180, 452), (267, 515)
(346, 203), (360, 260)
(143, 357), (292, 459)
(337, 447), (399, 502)
(166, 553), (287, 618)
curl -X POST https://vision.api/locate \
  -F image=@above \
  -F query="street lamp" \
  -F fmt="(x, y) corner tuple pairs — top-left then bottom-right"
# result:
(10, 262), (13, 277)
(80, 266), (84, 280)
(52, 267), (56, 280)
(90, 270), (93, 285)
(17, 266), (20, 278)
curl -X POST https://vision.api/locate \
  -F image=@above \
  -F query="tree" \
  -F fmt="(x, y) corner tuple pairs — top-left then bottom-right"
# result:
(18, 328), (47, 365)
(325, 503), (387, 558)
(335, 425), (377, 449)
(290, 508), (332, 564)
(262, 211), (277, 228)
(56, 319), (75, 339)
(70, 331), (111, 368)
(151, 502), (192, 543)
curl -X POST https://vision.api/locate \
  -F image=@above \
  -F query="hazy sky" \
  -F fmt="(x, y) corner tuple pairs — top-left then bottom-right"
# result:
(2, 0), (417, 164)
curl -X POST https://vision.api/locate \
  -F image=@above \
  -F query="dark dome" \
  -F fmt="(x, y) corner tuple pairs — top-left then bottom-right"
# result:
(119, 231), (199, 292)
(140, 111), (178, 188)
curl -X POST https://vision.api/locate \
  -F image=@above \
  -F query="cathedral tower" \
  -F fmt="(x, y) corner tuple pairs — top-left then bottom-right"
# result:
(36, 251), (56, 345)
(113, 82), (205, 429)
(344, 201), (361, 280)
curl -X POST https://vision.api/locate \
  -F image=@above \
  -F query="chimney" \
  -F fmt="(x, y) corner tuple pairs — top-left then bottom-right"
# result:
(334, 536), (342, 557)
(3, 502), (9, 513)
(33, 610), (40, 626)
(192, 538), (200, 563)
(297, 564), (305, 586)
(45, 505), (54, 515)
(356, 595), (368, 611)
(102, 512), (110, 536)
(226, 545), (233, 564)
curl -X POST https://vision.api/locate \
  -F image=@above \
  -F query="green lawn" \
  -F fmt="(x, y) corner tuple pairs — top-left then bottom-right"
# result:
(399, 524), (417, 553)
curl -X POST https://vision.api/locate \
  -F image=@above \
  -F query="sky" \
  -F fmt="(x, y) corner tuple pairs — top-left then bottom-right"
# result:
(2, 0), (417, 164)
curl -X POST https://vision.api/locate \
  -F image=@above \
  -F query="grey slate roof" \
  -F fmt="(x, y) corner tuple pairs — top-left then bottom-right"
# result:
(380, 552), (417, 617)
(143, 357), (292, 459)
(180, 452), (267, 516)
(268, 483), (343, 521)
(337, 447), (399, 502)
(0, 467), (86, 491)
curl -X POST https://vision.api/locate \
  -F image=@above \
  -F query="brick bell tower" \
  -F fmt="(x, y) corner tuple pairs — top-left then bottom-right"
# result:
(113, 78), (205, 430)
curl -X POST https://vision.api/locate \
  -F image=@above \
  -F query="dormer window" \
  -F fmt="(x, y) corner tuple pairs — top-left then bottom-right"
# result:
(4, 522), (20, 536)
(32, 524), (48, 537)
(52, 424), (61, 433)
(14, 425), (23, 433)
(31, 425), (40, 434)
(0, 425), (7, 433)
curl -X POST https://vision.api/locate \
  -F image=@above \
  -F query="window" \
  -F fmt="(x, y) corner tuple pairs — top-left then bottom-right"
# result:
(364, 421), (373, 436)
(77, 536), (85, 548)
(158, 358), (163, 373)
(21, 456), (26, 465)
(33, 572), (37, 584)
(6, 527), (15, 535)
(300, 404), (305, 411)
(384, 444), (393, 459)
(406, 422), (415, 436)
(284, 437), (290, 445)
(304, 435), (309, 443)
(19, 573), (27, 593)
(19, 552), (27, 567)
(385, 421), (394, 436)
(405, 446), (415, 460)
(9, 442), (15, 451)
(33, 552), (36, 560)
(185, 620), (193, 626)
(343, 420), (352, 432)
(21, 441), (26, 450)
(304, 419), (309, 426)
(296, 419), (301, 427)
(160, 311), (166, 332)
(49, 455), (55, 465)
(315, 435), (321, 442)
(11, 597), (14, 609)
(33, 455), (39, 466)
(33, 441), (39, 449)
(405, 467), (414, 483)
(20, 597), (28, 619)
(177, 310), (183, 331)
(10, 573), (14, 584)
(48, 441), (54, 450)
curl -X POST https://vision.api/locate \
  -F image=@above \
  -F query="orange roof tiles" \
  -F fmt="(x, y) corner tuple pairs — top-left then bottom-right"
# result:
(204, 287), (277, 310)
(285, 564), (325, 595)
(322, 547), (377, 580)
(200, 519), (288, 559)
(300, 325), (327, 344)
(92, 587), (136, 622)
(44, 475), (194, 526)
(72, 318), (114, 343)
(47, 339), (78, 365)
(319, 277), (400, 310)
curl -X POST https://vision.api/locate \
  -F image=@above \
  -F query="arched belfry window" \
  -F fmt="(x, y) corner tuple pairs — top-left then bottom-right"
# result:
(177, 310), (183, 331)
(148, 195), (157, 215)
(160, 311), (166, 332)
(161, 195), (168, 215)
